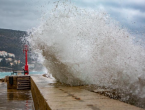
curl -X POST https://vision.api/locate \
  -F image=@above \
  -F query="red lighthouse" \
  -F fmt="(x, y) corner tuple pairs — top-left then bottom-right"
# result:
(23, 45), (29, 75)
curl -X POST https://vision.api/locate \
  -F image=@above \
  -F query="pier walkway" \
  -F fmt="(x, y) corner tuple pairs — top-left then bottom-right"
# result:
(31, 75), (144, 110)
(0, 82), (34, 110)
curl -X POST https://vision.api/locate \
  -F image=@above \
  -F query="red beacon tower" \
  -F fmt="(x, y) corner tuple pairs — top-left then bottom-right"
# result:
(23, 45), (29, 75)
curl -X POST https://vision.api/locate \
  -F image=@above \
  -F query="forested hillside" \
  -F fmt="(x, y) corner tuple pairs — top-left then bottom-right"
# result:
(0, 28), (27, 61)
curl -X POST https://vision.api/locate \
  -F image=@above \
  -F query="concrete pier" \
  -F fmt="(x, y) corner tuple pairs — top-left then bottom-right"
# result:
(6, 75), (31, 90)
(0, 82), (34, 110)
(31, 75), (144, 110)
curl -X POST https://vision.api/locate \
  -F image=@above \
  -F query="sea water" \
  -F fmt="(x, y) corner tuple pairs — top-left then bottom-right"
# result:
(0, 71), (44, 79)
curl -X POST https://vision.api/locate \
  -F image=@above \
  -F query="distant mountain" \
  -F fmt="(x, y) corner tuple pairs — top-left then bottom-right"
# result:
(0, 28), (27, 62)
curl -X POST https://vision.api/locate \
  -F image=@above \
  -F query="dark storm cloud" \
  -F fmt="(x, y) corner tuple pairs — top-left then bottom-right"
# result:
(0, 0), (145, 34)
(72, 0), (145, 36)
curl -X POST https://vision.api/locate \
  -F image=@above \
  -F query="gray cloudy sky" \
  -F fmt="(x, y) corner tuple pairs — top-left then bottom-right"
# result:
(0, 0), (145, 37)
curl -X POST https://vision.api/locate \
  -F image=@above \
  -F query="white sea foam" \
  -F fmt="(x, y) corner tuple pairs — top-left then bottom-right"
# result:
(26, 1), (145, 107)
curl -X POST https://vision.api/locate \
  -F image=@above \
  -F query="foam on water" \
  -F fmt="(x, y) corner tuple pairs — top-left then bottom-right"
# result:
(26, 1), (145, 107)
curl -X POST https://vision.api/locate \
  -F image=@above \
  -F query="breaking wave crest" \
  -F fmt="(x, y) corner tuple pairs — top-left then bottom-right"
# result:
(26, 1), (145, 108)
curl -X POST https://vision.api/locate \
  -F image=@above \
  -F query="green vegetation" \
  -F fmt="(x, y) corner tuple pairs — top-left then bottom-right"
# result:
(0, 28), (27, 61)
(0, 57), (24, 70)
(0, 28), (31, 71)
(0, 58), (9, 67)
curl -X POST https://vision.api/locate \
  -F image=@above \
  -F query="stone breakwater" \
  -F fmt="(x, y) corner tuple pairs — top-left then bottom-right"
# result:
(31, 75), (144, 110)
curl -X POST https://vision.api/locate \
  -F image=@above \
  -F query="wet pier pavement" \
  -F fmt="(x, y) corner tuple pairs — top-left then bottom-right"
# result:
(0, 82), (34, 110)
(31, 75), (144, 110)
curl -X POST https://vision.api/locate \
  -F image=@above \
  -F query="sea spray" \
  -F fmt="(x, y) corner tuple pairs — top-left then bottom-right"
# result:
(26, 1), (145, 108)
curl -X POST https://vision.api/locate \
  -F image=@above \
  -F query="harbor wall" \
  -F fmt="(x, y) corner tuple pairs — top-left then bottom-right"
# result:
(30, 75), (144, 110)
(6, 76), (17, 89)
(31, 77), (51, 110)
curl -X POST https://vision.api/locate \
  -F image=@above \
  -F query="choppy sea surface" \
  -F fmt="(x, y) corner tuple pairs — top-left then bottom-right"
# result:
(0, 71), (45, 79)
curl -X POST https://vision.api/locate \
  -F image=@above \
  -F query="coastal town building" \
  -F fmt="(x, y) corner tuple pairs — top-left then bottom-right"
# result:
(0, 51), (21, 69)
(10, 62), (14, 66)
(0, 51), (8, 57)
(6, 58), (13, 62)
(0, 51), (15, 58)
(13, 60), (20, 65)
(8, 53), (15, 58)
(0, 51), (35, 70)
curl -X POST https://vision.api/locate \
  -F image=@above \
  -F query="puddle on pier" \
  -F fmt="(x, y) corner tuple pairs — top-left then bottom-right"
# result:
(0, 82), (34, 110)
